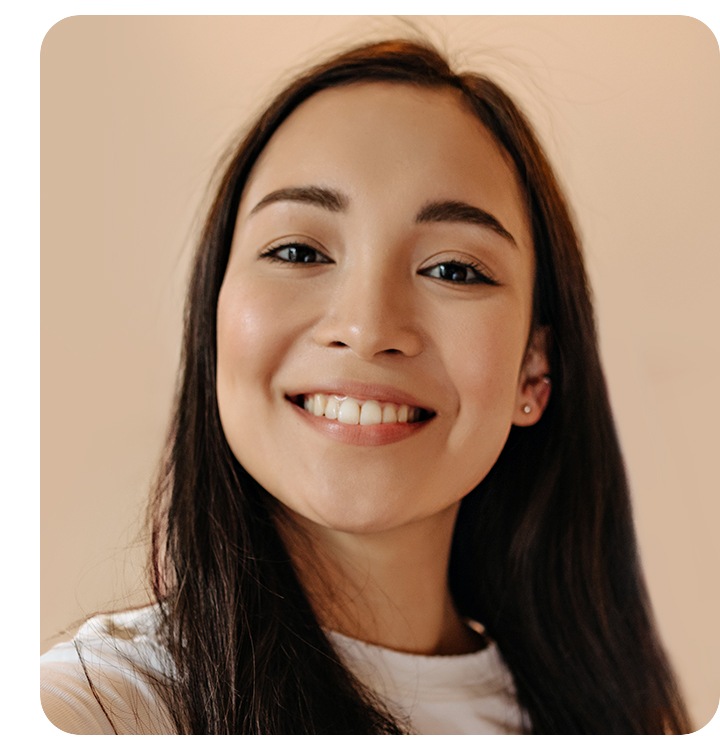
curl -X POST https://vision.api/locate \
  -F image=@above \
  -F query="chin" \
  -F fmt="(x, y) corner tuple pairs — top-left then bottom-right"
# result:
(276, 488), (454, 538)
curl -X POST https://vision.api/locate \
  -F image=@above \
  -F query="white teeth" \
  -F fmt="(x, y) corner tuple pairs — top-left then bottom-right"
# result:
(299, 393), (426, 425)
(359, 400), (382, 425)
(312, 393), (327, 417)
(382, 404), (398, 423)
(337, 398), (360, 425)
(324, 395), (340, 419)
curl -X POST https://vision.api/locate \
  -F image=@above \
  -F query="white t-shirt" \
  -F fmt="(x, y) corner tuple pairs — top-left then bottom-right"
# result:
(40, 606), (524, 735)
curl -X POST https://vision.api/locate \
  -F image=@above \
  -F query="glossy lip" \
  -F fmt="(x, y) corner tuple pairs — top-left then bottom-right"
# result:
(284, 380), (437, 447)
(288, 399), (433, 446)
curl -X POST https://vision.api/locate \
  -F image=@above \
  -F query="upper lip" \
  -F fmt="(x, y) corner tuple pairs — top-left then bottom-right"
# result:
(285, 380), (437, 413)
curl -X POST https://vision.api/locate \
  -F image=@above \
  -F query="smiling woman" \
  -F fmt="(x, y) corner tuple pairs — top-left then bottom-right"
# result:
(217, 83), (544, 540)
(41, 37), (692, 734)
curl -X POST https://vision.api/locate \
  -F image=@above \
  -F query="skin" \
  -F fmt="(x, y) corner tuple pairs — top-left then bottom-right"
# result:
(216, 83), (550, 654)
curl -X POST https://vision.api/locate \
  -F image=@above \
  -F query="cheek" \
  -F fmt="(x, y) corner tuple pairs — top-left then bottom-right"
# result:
(220, 259), (288, 327)
(217, 278), (302, 388)
(215, 279), (298, 446)
(217, 283), (270, 389)
(440, 306), (528, 442)
(215, 278), (306, 495)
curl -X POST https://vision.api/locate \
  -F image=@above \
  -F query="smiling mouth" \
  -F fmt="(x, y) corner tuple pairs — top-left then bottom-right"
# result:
(289, 393), (435, 426)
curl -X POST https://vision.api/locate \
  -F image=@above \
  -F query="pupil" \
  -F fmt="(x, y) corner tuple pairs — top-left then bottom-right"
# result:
(441, 263), (466, 281)
(288, 246), (311, 263)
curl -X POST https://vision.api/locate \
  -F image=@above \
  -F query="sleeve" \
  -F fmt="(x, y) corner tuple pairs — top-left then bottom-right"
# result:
(40, 657), (117, 734)
(40, 637), (174, 735)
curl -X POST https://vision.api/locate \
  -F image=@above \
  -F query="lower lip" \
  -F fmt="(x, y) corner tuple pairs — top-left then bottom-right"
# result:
(290, 400), (432, 446)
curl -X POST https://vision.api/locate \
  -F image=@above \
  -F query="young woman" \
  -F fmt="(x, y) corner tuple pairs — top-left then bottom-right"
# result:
(40, 38), (691, 734)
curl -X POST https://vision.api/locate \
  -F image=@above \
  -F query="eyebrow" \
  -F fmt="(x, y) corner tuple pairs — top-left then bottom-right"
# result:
(249, 185), (348, 215)
(249, 186), (516, 246)
(415, 200), (516, 246)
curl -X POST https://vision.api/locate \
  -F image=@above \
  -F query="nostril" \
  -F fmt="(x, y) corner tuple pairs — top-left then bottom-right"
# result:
(329, 340), (348, 348)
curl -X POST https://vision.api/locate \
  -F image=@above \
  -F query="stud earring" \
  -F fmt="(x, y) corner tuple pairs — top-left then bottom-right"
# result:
(522, 404), (532, 414)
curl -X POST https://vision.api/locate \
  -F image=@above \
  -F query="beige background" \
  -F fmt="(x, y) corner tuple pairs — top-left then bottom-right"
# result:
(41, 16), (719, 729)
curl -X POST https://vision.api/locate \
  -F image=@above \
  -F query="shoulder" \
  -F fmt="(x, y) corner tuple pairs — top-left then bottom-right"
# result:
(40, 605), (175, 735)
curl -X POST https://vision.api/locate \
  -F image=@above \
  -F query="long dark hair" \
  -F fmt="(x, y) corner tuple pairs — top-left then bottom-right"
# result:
(148, 39), (690, 733)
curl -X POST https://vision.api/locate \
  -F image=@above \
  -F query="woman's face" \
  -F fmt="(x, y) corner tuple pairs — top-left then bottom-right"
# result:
(217, 83), (546, 534)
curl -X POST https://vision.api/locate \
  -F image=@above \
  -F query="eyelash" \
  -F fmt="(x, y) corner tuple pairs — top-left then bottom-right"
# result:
(418, 259), (499, 286)
(260, 243), (499, 286)
(260, 242), (332, 265)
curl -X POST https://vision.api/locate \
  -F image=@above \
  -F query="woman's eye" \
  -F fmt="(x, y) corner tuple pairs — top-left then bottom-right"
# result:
(262, 243), (331, 265)
(419, 261), (498, 286)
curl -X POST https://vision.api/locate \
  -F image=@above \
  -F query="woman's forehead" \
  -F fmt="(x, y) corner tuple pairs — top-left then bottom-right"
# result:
(240, 82), (530, 247)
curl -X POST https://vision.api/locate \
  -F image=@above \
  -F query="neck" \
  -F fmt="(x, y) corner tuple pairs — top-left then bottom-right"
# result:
(279, 502), (482, 656)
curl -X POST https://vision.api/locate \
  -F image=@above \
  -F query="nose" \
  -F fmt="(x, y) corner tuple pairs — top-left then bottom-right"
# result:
(312, 266), (423, 360)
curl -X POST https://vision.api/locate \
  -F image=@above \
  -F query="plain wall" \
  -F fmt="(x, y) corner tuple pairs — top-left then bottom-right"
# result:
(40, 15), (719, 729)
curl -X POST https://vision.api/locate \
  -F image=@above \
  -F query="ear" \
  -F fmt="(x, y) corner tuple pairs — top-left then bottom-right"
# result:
(513, 326), (552, 427)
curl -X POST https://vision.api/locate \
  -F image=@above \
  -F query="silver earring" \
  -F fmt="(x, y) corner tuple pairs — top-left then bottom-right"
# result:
(522, 404), (532, 414)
